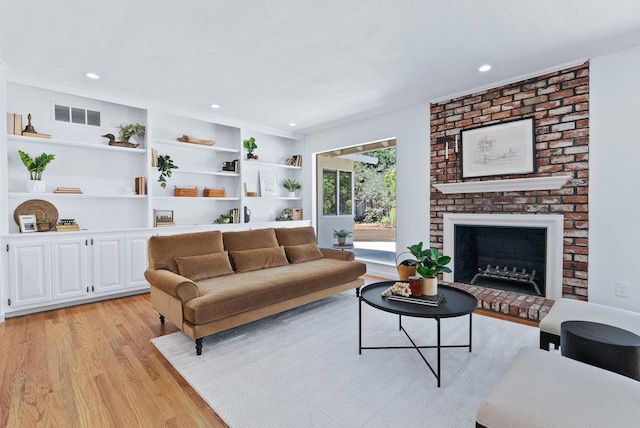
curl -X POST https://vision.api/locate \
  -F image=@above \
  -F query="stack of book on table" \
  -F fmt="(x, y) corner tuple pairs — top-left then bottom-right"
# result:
(387, 293), (444, 306)
(56, 219), (80, 231)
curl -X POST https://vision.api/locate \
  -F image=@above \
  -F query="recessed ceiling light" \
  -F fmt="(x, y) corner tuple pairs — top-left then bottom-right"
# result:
(478, 64), (492, 72)
(209, 104), (220, 109)
(85, 72), (100, 79)
(289, 123), (296, 127)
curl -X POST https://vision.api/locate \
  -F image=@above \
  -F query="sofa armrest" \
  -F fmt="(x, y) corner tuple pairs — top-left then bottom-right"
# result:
(320, 248), (355, 261)
(144, 269), (200, 303)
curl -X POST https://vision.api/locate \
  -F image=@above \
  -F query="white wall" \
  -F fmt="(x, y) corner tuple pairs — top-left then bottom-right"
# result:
(589, 45), (640, 311)
(304, 104), (430, 270)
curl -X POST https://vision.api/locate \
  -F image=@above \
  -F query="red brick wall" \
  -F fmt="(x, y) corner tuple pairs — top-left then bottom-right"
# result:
(430, 62), (589, 300)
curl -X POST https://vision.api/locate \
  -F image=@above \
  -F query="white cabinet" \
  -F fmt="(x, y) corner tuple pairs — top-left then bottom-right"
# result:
(51, 237), (88, 300)
(92, 236), (125, 294)
(6, 240), (52, 308)
(125, 234), (150, 289)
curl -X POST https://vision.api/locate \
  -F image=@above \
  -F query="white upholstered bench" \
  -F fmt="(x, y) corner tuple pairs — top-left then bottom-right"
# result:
(476, 347), (640, 428)
(539, 298), (640, 350)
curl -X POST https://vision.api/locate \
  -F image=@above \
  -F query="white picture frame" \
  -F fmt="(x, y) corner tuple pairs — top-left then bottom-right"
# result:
(18, 214), (37, 233)
(461, 118), (536, 178)
(259, 171), (279, 197)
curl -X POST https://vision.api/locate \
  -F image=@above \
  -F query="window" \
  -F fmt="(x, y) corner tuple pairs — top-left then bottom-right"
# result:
(323, 169), (353, 216)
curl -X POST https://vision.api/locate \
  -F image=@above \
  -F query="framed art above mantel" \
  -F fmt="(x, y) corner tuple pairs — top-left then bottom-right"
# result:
(461, 118), (535, 178)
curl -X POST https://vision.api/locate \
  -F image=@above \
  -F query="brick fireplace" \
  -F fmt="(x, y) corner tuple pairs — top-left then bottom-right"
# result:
(430, 62), (589, 318)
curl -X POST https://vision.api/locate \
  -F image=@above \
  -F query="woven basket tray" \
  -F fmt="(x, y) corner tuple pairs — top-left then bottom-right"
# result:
(174, 187), (198, 197)
(203, 187), (226, 197)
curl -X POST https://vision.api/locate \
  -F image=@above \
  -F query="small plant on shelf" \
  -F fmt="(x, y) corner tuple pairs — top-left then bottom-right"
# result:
(214, 213), (233, 224)
(18, 150), (55, 180)
(118, 123), (146, 142)
(243, 137), (258, 159)
(157, 154), (178, 188)
(282, 179), (301, 193)
(332, 229), (352, 245)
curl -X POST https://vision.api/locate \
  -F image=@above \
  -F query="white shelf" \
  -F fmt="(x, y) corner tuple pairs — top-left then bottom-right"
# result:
(153, 196), (240, 201)
(8, 135), (147, 154)
(245, 196), (302, 200)
(242, 160), (302, 169)
(173, 168), (239, 177)
(153, 138), (239, 153)
(433, 175), (572, 194)
(9, 192), (148, 199)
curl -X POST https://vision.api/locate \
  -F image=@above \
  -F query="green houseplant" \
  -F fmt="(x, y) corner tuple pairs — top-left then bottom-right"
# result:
(332, 229), (352, 245)
(18, 150), (55, 193)
(407, 242), (451, 296)
(118, 123), (146, 142)
(282, 179), (301, 196)
(157, 154), (178, 188)
(243, 137), (257, 159)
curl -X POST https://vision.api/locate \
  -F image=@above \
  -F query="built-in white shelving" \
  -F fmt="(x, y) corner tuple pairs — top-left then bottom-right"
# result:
(152, 138), (240, 153)
(9, 135), (147, 154)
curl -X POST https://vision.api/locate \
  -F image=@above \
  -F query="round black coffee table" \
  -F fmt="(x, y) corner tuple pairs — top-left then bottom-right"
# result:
(359, 281), (478, 387)
(561, 320), (640, 381)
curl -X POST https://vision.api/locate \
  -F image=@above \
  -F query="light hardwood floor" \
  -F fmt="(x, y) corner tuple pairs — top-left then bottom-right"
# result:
(0, 294), (227, 427)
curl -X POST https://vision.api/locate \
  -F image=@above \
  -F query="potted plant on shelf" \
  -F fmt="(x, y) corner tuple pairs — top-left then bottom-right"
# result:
(157, 154), (178, 189)
(214, 212), (233, 224)
(243, 137), (257, 159)
(282, 179), (301, 197)
(118, 123), (146, 143)
(412, 242), (452, 296)
(333, 229), (352, 245)
(18, 150), (55, 193)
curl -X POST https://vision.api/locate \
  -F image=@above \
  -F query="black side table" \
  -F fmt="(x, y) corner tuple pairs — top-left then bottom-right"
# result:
(561, 320), (640, 381)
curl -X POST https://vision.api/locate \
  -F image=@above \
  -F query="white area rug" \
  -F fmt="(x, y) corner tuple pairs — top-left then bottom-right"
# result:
(152, 291), (539, 427)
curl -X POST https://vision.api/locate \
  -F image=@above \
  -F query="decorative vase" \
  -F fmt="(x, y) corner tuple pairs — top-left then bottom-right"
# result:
(422, 277), (438, 296)
(26, 180), (45, 193)
(409, 276), (423, 296)
(37, 223), (51, 232)
(247, 153), (254, 160)
(338, 237), (346, 245)
(397, 263), (417, 281)
(288, 191), (296, 198)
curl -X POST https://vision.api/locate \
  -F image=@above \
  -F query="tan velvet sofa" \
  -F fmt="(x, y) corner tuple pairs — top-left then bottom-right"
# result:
(145, 226), (366, 354)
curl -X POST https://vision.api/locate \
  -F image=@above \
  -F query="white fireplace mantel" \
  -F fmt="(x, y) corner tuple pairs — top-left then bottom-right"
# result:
(442, 213), (564, 300)
(433, 175), (572, 194)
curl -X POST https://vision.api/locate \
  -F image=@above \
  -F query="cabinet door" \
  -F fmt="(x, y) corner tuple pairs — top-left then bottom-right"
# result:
(125, 235), (149, 289)
(51, 238), (88, 300)
(92, 236), (125, 293)
(7, 240), (52, 308)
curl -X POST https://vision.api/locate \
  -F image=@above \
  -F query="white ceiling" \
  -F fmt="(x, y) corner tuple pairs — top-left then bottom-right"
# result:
(1, 0), (639, 134)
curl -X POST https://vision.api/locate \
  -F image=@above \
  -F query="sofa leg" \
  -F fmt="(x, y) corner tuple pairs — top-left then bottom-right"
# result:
(355, 287), (360, 297)
(195, 338), (203, 355)
(159, 314), (165, 325)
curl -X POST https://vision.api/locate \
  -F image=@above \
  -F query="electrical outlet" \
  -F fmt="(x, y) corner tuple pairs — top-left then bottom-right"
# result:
(615, 281), (629, 297)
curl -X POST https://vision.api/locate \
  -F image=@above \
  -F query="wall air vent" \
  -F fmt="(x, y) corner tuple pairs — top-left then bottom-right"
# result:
(54, 104), (101, 127)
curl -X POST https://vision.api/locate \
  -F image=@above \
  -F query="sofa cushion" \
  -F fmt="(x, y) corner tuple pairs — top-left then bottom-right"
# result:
(275, 226), (317, 246)
(148, 230), (224, 274)
(184, 258), (367, 325)
(223, 228), (279, 251)
(285, 242), (324, 264)
(230, 246), (289, 273)
(175, 251), (234, 281)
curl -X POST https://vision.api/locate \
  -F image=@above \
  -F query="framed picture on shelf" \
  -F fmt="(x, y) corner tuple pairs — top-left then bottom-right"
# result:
(259, 171), (279, 197)
(461, 118), (535, 178)
(18, 214), (37, 233)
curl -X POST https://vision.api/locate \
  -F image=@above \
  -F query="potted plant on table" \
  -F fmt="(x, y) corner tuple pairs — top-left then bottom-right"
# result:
(333, 229), (352, 245)
(18, 150), (55, 193)
(243, 137), (258, 159)
(282, 179), (301, 197)
(410, 242), (452, 296)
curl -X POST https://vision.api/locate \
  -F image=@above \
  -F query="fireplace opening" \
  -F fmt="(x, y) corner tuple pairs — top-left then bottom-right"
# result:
(454, 225), (547, 296)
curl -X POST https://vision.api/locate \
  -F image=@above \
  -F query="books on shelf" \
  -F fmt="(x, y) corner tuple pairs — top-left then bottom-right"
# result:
(386, 293), (444, 307)
(230, 208), (240, 224)
(151, 148), (158, 167)
(6, 113), (23, 135)
(135, 177), (146, 195)
(292, 154), (302, 167)
(56, 224), (80, 231)
(54, 187), (83, 194)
